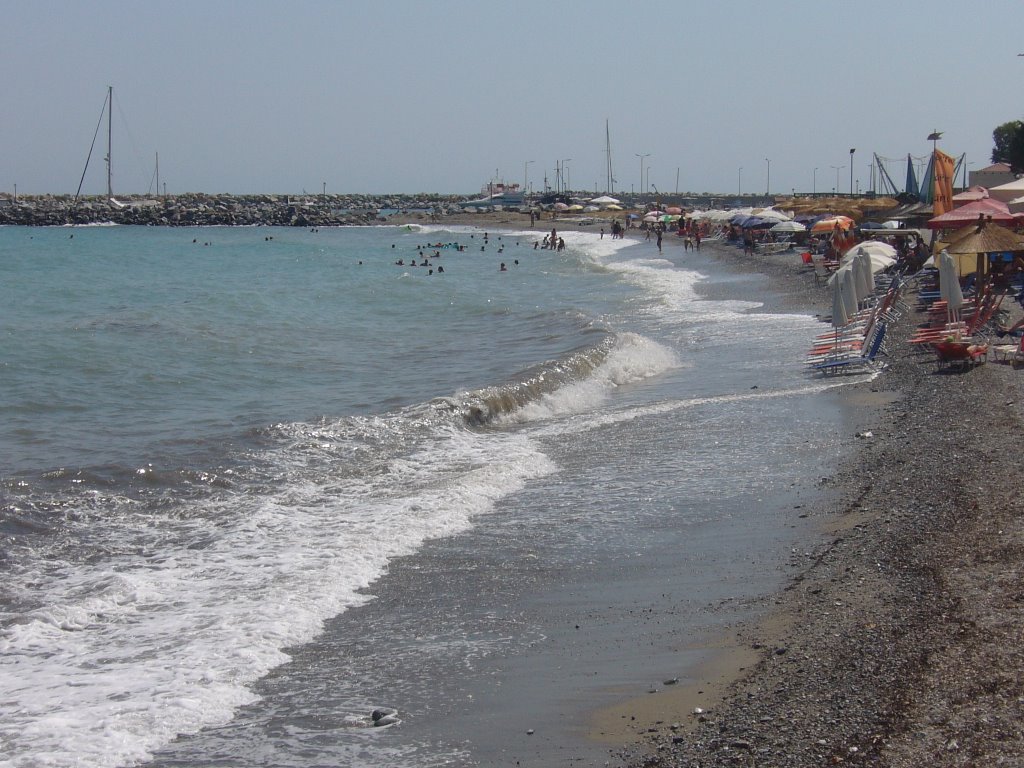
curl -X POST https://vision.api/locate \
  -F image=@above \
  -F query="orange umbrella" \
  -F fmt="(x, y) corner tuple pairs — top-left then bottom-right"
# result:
(810, 215), (855, 233)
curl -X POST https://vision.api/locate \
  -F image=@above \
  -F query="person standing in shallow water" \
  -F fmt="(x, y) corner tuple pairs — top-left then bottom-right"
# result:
(656, 227), (663, 253)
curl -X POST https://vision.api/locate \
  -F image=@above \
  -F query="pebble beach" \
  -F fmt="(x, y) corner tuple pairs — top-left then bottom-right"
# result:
(410, 209), (1024, 766)
(604, 230), (1024, 766)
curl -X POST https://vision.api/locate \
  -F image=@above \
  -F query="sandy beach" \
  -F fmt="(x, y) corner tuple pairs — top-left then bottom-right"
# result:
(400, 210), (1024, 766)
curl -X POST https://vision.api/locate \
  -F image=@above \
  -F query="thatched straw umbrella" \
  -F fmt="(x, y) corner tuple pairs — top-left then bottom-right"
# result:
(935, 216), (1024, 278)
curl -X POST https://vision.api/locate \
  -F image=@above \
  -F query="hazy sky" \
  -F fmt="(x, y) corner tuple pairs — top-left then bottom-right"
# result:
(3, 0), (1022, 196)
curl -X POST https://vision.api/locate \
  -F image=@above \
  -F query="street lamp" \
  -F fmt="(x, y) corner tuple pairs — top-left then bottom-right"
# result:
(813, 167), (818, 195)
(765, 157), (770, 195)
(849, 148), (856, 195)
(524, 160), (534, 194)
(830, 165), (845, 195)
(563, 158), (572, 192)
(635, 153), (650, 201)
(738, 166), (743, 196)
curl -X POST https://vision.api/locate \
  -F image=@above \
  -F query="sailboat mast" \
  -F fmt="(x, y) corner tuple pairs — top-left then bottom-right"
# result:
(605, 120), (614, 194)
(155, 152), (160, 198)
(105, 85), (113, 200)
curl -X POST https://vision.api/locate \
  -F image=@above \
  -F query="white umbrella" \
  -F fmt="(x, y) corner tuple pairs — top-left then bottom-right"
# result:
(938, 249), (964, 333)
(827, 264), (860, 308)
(854, 250), (874, 303)
(770, 220), (806, 232)
(831, 268), (849, 328)
(752, 208), (792, 221)
(851, 240), (898, 259)
(840, 245), (896, 273)
(589, 195), (621, 205)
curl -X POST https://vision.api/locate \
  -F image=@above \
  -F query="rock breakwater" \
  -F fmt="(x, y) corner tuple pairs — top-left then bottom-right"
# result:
(0, 193), (471, 227)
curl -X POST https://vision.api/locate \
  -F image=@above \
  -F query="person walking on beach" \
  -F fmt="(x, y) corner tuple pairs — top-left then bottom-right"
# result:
(656, 227), (663, 253)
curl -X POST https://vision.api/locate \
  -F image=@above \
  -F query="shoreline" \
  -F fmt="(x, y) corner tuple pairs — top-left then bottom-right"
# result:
(387, 216), (1024, 765)
(608, 235), (1024, 765)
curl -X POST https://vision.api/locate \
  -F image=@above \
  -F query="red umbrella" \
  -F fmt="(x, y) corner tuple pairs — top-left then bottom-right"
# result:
(928, 199), (1014, 229)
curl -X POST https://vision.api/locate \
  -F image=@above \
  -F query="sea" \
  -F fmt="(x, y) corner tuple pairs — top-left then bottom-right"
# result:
(0, 223), (867, 768)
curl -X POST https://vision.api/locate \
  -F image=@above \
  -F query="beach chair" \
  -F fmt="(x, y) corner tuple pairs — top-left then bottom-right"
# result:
(812, 256), (834, 286)
(812, 323), (888, 375)
(931, 339), (988, 371)
(991, 334), (1024, 367)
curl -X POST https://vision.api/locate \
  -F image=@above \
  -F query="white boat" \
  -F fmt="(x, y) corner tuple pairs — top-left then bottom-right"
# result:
(460, 180), (527, 211)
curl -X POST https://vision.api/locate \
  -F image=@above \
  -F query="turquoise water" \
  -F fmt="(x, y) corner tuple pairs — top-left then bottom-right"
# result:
(0, 223), (859, 767)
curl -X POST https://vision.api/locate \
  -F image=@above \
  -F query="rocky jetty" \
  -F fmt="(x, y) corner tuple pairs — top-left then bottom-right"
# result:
(0, 193), (471, 227)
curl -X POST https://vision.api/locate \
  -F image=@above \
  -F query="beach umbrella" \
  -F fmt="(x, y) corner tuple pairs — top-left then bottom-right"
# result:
(605, 204), (623, 210)
(828, 267), (849, 349)
(810, 215), (855, 233)
(770, 220), (806, 232)
(828, 264), (860, 314)
(589, 195), (621, 205)
(664, 206), (683, 215)
(937, 218), (1024, 277)
(938, 249), (964, 334)
(553, 202), (569, 211)
(927, 199), (1014, 230)
(752, 208), (791, 222)
(852, 240), (898, 259)
(854, 250), (875, 303)
(827, 268), (851, 327)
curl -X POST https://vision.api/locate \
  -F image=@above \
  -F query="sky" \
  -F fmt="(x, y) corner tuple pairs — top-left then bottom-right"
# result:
(3, 0), (1022, 197)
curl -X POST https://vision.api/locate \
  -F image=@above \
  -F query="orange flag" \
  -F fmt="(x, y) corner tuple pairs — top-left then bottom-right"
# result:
(932, 149), (955, 217)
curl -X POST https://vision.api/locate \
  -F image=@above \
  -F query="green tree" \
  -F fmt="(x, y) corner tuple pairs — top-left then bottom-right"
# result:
(992, 120), (1024, 165)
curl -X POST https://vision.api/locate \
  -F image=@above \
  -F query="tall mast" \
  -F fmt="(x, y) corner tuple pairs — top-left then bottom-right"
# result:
(605, 120), (614, 194)
(155, 152), (160, 197)
(105, 85), (113, 199)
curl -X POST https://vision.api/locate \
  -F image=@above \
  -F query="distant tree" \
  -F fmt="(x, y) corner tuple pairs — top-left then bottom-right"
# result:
(1010, 128), (1024, 175)
(992, 120), (1024, 165)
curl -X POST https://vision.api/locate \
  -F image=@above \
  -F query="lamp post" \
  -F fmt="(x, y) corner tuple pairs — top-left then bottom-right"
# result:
(831, 165), (844, 195)
(563, 158), (572, 193)
(524, 160), (534, 195)
(849, 148), (856, 195)
(813, 167), (818, 195)
(738, 166), (743, 196)
(765, 157), (770, 196)
(636, 153), (650, 203)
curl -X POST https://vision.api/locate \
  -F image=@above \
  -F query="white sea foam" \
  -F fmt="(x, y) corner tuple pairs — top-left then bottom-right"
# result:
(501, 331), (679, 424)
(0, 416), (555, 768)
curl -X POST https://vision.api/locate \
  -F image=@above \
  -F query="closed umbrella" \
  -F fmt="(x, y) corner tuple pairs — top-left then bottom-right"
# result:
(939, 249), (964, 336)
(831, 266), (847, 329)
(828, 264), (860, 310)
(829, 267), (849, 350)
(854, 250), (874, 304)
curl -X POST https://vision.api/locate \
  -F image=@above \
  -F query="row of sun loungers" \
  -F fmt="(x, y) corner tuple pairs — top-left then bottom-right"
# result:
(807, 264), (1024, 375)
